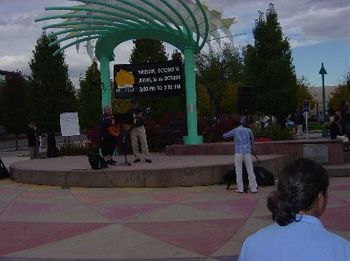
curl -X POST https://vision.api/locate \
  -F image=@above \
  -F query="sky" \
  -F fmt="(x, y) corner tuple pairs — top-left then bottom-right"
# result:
(0, 0), (349, 89)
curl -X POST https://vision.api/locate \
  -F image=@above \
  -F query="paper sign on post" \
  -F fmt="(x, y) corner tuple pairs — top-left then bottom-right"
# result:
(60, 112), (80, 136)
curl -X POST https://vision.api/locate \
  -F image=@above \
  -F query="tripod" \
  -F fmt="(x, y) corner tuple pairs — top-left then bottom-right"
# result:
(119, 129), (131, 166)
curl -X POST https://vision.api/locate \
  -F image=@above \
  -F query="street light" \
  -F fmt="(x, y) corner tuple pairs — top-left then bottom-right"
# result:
(319, 63), (327, 122)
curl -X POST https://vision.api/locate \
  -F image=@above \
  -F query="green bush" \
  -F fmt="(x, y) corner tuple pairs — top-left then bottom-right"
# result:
(251, 125), (293, 141)
(308, 122), (329, 131)
(59, 142), (92, 156)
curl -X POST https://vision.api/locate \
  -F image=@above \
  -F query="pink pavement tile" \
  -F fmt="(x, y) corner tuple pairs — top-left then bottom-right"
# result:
(125, 218), (247, 257)
(143, 191), (198, 204)
(16, 190), (65, 202)
(0, 202), (82, 220)
(321, 205), (350, 232)
(216, 256), (239, 261)
(1, 202), (52, 216)
(255, 215), (273, 222)
(326, 195), (349, 208)
(185, 199), (258, 218)
(90, 202), (170, 221)
(0, 187), (26, 202)
(0, 201), (9, 209)
(72, 190), (132, 204)
(0, 221), (111, 255)
(330, 183), (350, 191)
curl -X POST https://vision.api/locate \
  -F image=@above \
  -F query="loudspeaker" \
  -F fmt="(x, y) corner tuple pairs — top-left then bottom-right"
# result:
(237, 86), (256, 114)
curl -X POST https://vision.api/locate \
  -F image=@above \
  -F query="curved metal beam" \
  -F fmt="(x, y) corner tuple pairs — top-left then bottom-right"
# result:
(37, 0), (228, 56)
(44, 6), (154, 30)
(195, 0), (209, 50)
(35, 14), (139, 27)
(159, 0), (192, 41)
(75, 0), (174, 32)
(42, 20), (131, 30)
(178, 0), (201, 46)
(53, 35), (100, 56)
(95, 27), (197, 60)
(49, 31), (104, 47)
(48, 25), (129, 37)
(138, 0), (186, 40)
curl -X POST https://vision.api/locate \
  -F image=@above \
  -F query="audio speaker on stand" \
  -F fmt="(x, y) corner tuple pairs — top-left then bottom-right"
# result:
(237, 86), (256, 114)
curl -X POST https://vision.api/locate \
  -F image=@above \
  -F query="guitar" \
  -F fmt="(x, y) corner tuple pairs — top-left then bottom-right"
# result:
(132, 107), (151, 127)
(107, 125), (120, 137)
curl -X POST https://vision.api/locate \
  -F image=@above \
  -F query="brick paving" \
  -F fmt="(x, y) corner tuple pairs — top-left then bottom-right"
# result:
(0, 177), (348, 260)
(0, 150), (349, 260)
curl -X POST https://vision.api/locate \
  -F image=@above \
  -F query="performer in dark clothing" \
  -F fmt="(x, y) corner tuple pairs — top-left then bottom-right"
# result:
(26, 121), (39, 159)
(100, 106), (117, 165)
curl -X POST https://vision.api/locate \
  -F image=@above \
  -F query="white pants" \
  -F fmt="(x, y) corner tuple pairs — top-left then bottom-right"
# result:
(336, 135), (349, 144)
(234, 153), (257, 191)
(130, 126), (150, 160)
(296, 124), (303, 135)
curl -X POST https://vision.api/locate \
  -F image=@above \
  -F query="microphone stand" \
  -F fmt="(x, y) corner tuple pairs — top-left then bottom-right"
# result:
(119, 128), (131, 166)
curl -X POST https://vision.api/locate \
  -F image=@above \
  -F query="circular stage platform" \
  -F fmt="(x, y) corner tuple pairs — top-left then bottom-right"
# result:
(10, 153), (287, 188)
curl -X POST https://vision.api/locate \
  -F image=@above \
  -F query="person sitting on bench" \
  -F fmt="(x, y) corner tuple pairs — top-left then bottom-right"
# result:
(330, 114), (350, 152)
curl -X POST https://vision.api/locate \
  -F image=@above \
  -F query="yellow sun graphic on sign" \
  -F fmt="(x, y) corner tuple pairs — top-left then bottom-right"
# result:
(115, 69), (135, 88)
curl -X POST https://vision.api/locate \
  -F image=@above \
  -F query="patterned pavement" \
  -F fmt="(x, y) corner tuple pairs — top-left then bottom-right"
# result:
(0, 177), (349, 260)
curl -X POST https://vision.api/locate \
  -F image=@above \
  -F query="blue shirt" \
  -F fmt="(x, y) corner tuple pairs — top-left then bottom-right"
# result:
(223, 125), (254, 154)
(239, 215), (350, 261)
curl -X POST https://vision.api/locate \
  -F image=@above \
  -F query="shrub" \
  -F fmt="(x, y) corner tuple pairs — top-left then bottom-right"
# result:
(199, 114), (238, 143)
(59, 142), (92, 156)
(308, 122), (329, 131)
(251, 125), (293, 141)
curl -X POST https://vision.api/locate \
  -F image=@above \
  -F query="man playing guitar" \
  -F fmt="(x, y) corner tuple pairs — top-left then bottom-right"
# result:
(127, 97), (152, 163)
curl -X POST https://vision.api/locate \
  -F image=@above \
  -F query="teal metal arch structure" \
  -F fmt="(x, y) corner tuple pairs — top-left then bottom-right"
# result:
(36, 0), (235, 144)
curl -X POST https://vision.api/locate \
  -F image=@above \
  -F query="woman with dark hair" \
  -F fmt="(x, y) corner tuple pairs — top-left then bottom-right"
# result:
(330, 114), (350, 151)
(99, 106), (117, 165)
(238, 158), (350, 261)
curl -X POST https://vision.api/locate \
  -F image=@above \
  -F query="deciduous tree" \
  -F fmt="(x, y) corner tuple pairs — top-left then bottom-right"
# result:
(329, 72), (350, 112)
(196, 43), (243, 116)
(296, 77), (316, 111)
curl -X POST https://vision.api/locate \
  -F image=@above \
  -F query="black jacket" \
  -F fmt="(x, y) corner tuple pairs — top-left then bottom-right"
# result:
(27, 127), (38, 147)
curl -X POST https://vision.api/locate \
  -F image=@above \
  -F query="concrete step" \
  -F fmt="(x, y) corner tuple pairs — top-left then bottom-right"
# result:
(324, 163), (350, 177)
(344, 151), (350, 163)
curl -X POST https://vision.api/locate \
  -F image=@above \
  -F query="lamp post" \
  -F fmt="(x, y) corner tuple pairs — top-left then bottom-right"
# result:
(319, 63), (327, 122)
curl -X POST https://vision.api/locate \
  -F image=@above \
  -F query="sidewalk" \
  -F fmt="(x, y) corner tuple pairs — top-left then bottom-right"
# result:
(0, 149), (349, 260)
(0, 176), (348, 260)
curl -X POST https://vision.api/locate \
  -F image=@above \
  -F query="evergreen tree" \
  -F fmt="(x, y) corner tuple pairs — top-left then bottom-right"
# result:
(129, 39), (184, 121)
(0, 72), (28, 150)
(129, 39), (167, 64)
(78, 61), (101, 129)
(27, 32), (77, 133)
(244, 4), (297, 123)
